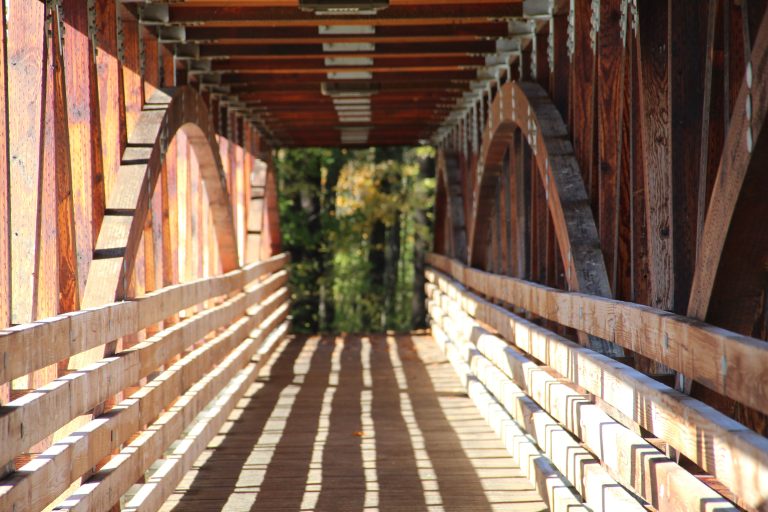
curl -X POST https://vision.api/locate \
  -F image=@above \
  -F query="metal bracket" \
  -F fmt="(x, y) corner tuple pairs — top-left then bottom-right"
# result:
(138, 4), (170, 25)
(158, 25), (186, 43)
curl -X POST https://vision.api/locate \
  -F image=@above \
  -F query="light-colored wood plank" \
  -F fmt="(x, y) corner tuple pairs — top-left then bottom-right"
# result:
(426, 264), (768, 509)
(52, 304), (290, 512)
(0, 253), (287, 387)
(0, 281), (288, 469)
(7, 0), (46, 325)
(429, 288), (736, 512)
(427, 252), (768, 419)
(0, 298), (289, 512)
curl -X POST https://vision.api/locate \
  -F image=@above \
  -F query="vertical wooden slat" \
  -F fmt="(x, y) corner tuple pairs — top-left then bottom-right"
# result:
(550, 7), (569, 119)
(596, 0), (624, 295)
(696, 0), (725, 255)
(177, 131), (189, 284)
(669, 0), (708, 312)
(120, 4), (143, 138)
(188, 146), (199, 286)
(95, 0), (124, 201)
(62, 0), (103, 296)
(142, 25), (159, 101)
(161, 41), (175, 88)
(636, 0), (672, 311)
(151, 178), (163, 294)
(7, 0), (46, 325)
(571, 0), (597, 200)
(51, 5), (80, 318)
(0, 0), (9, 409)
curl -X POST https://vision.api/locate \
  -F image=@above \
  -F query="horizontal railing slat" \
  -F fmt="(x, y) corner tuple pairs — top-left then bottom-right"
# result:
(0, 253), (289, 386)
(426, 252), (768, 418)
(426, 264), (768, 510)
(0, 288), (288, 512)
(53, 302), (290, 512)
(427, 283), (736, 512)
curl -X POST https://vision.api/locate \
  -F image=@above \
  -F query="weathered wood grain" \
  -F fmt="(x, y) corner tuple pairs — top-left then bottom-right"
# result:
(428, 286), (735, 512)
(7, 1), (46, 325)
(0, 287), (288, 512)
(0, 253), (287, 387)
(426, 263), (768, 509)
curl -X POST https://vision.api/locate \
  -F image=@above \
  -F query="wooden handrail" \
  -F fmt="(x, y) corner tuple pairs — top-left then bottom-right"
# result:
(0, 255), (290, 512)
(425, 261), (768, 510)
(426, 252), (768, 418)
(0, 253), (289, 386)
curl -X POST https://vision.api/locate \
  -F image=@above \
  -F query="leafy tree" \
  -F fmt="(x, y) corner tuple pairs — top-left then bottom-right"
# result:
(275, 146), (435, 333)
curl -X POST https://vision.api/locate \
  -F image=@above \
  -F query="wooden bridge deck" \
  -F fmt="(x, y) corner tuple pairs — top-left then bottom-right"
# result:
(158, 334), (548, 512)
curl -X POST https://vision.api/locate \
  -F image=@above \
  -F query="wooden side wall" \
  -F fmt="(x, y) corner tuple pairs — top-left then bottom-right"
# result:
(432, 1), (768, 509)
(0, 1), (284, 510)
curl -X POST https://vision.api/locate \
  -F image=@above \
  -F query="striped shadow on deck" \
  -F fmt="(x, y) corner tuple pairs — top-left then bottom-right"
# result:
(157, 334), (549, 512)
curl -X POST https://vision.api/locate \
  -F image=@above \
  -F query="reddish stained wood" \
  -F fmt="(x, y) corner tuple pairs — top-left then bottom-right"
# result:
(142, 25), (160, 102)
(151, 177), (164, 294)
(596, 0), (624, 296)
(188, 144), (199, 285)
(62, 0), (102, 302)
(177, 130), (189, 283)
(50, 7), (80, 318)
(571, 0), (597, 200)
(669, 0), (708, 313)
(95, 0), (125, 201)
(696, 0), (725, 253)
(161, 43), (175, 88)
(121, 5), (144, 138)
(687, 2), (768, 432)
(261, 156), (282, 258)
(162, 138), (179, 288)
(7, 1), (46, 325)
(636, 0), (673, 311)
(550, 11), (569, 119)
(0, 0), (9, 410)
(628, 30), (650, 308)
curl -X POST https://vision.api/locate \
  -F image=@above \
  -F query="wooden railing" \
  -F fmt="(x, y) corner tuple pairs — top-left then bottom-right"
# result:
(0, 253), (290, 512)
(426, 252), (768, 512)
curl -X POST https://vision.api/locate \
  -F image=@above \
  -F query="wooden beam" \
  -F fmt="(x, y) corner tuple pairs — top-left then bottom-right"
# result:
(425, 260), (768, 509)
(428, 286), (733, 512)
(51, 300), (290, 512)
(0, 253), (286, 387)
(7, 1), (46, 325)
(0, 276), (288, 469)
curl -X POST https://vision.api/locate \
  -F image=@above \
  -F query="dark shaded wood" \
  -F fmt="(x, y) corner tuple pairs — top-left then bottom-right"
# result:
(636, 0), (672, 312)
(596, 0), (624, 295)
(669, 0), (708, 313)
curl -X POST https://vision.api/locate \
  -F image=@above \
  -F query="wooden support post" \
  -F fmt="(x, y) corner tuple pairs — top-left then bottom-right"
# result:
(636, 0), (673, 312)
(7, 0), (46, 326)
(0, 0), (9, 411)
(95, 0), (125, 201)
(596, 0), (624, 295)
(62, 0), (103, 301)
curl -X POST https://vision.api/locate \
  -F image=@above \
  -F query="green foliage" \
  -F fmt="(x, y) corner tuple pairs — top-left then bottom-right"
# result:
(275, 146), (435, 333)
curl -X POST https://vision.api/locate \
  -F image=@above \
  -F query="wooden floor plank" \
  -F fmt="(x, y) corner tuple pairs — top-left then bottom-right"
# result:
(158, 334), (549, 512)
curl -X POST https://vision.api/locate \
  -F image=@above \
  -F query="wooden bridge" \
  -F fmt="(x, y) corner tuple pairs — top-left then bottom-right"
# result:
(1, 1), (768, 511)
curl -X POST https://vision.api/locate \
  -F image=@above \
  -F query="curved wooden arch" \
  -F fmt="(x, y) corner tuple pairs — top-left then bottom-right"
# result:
(467, 81), (621, 357)
(436, 150), (468, 263)
(688, 7), (768, 326)
(81, 86), (239, 310)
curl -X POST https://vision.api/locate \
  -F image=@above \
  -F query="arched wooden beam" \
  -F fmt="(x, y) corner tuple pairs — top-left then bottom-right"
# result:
(467, 81), (622, 358)
(688, 6), (768, 324)
(436, 149), (468, 263)
(81, 86), (239, 310)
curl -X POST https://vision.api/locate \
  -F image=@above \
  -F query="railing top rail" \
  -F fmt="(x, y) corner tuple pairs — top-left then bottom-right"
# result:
(0, 253), (290, 386)
(426, 252), (768, 418)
